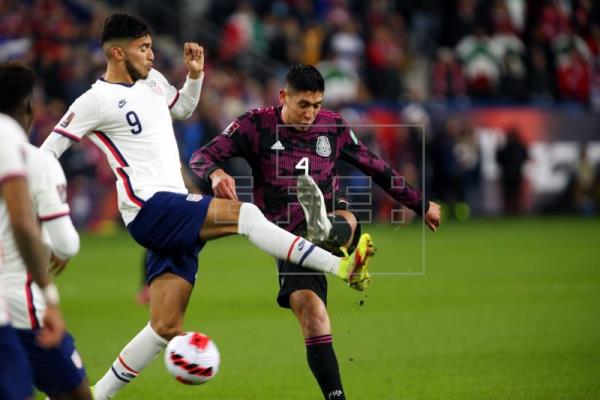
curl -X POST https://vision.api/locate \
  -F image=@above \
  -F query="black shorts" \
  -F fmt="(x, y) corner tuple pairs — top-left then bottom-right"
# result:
(276, 259), (328, 309)
(275, 206), (361, 309)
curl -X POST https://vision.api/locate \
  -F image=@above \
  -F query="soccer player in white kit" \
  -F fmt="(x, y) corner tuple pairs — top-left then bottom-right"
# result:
(0, 140), (93, 400)
(41, 14), (374, 399)
(0, 61), (66, 399)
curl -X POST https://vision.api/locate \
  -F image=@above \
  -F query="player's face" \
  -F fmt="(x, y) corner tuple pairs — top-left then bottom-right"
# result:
(280, 89), (323, 132)
(124, 35), (154, 81)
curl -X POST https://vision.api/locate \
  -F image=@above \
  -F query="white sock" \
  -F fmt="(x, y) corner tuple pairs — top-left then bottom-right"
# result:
(237, 203), (341, 275)
(94, 323), (168, 399)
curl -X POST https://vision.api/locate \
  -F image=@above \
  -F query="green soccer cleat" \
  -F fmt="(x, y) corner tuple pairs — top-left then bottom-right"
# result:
(337, 233), (375, 291)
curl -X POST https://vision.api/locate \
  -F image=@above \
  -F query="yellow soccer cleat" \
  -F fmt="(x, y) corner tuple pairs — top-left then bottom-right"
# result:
(337, 233), (375, 291)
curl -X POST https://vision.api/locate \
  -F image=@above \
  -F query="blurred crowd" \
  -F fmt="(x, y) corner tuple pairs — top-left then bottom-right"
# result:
(1, 0), (599, 229)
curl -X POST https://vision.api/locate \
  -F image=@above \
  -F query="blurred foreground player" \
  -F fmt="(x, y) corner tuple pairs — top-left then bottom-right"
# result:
(0, 61), (70, 399)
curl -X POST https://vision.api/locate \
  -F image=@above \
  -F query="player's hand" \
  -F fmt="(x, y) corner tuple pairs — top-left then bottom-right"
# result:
(37, 304), (65, 348)
(183, 42), (204, 79)
(49, 252), (69, 276)
(424, 201), (441, 232)
(210, 169), (238, 200)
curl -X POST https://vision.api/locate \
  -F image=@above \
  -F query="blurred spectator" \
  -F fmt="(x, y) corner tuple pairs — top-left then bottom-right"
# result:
(571, 147), (597, 215)
(456, 26), (500, 99)
(496, 128), (528, 215)
(432, 117), (465, 215)
(366, 24), (403, 100)
(540, 0), (571, 42)
(442, 0), (477, 47)
(328, 20), (364, 72)
(431, 47), (467, 101)
(556, 48), (591, 103)
(527, 47), (554, 102)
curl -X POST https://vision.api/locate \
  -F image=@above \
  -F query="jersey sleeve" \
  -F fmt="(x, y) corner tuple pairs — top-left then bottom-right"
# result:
(189, 112), (256, 182)
(339, 124), (427, 215)
(149, 68), (202, 120)
(0, 130), (27, 184)
(35, 152), (70, 221)
(42, 90), (101, 158)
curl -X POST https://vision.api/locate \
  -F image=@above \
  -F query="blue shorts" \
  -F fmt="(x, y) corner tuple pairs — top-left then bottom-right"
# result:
(128, 192), (213, 286)
(0, 325), (33, 400)
(17, 329), (86, 396)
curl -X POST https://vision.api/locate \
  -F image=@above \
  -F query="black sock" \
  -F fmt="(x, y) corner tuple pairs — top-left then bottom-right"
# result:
(305, 335), (345, 399)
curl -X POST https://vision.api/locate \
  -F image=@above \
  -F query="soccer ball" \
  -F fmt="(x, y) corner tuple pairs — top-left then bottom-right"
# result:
(164, 332), (220, 385)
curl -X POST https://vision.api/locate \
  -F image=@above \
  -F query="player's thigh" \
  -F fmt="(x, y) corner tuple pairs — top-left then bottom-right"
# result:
(149, 273), (193, 335)
(199, 198), (242, 241)
(17, 329), (88, 400)
(289, 290), (331, 335)
(0, 325), (33, 400)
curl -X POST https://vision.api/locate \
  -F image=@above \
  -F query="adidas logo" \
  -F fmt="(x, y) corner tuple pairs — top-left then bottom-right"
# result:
(271, 140), (285, 150)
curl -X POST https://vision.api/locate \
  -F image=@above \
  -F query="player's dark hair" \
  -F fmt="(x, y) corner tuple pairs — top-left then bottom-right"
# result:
(0, 61), (35, 114)
(100, 13), (151, 45)
(285, 64), (325, 93)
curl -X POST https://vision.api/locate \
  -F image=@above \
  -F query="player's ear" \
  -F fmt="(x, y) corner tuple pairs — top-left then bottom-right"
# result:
(278, 89), (286, 105)
(111, 46), (125, 60)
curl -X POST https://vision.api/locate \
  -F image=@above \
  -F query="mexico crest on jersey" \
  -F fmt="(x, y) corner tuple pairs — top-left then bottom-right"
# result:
(316, 136), (332, 157)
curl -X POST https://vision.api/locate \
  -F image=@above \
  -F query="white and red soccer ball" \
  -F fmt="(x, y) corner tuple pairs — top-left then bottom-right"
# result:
(164, 332), (220, 385)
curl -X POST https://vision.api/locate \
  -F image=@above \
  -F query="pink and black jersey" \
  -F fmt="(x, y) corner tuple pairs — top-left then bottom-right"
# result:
(190, 106), (426, 232)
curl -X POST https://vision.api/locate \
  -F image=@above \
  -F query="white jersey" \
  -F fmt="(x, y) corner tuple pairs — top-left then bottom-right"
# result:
(0, 113), (28, 327)
(0, 144), (71, 329)
(41, 68), (203, 225)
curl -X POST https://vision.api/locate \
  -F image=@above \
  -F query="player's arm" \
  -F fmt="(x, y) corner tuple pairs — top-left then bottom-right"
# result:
(43, 217), (79, 275)
(2, 177), (66, 345)
(36, 153), (79, 275)
(41, 90), (101, 158)
(189, 114), (255, 199)
(164, 42), (204, 120)
(339, 127), (441, 231)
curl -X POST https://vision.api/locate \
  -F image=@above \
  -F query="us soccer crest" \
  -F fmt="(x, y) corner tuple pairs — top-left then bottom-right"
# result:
(145, 80), (163, 95)
(316, 136), (332, 157)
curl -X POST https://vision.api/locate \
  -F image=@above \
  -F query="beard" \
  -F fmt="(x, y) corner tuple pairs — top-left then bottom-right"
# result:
(125, 59), (147, 81)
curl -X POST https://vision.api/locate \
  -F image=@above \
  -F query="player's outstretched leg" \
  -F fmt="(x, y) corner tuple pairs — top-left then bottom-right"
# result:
(201, 200), (374, 289)
(297, 175), (332, 242)
(93, 273), (191, 399)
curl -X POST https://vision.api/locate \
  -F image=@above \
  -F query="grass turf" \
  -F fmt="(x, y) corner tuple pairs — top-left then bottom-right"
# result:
(38, 217), (600, 399)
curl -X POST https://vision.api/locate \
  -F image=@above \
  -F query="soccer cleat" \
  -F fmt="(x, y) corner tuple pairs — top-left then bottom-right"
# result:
(337, 233), (375, 291)
(296, 174), (332, 242)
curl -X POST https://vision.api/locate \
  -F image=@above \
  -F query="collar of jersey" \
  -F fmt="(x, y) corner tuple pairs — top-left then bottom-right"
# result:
(99, 77), (136, 87)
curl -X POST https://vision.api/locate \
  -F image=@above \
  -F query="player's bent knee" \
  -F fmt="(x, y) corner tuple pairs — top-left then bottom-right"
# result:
(302, 308), (330, 337)
(151, 319), (182, 341)
(200, 198), (243, 240)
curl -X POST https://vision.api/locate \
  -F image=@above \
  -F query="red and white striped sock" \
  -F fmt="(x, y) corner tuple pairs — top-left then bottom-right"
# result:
(237, 203), (340, 275)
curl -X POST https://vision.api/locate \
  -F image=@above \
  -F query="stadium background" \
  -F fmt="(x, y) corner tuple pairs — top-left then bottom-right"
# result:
(1, 0), (599, 399)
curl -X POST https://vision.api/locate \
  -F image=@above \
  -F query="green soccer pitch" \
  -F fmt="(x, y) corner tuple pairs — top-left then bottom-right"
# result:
(37, 217), (600, 399)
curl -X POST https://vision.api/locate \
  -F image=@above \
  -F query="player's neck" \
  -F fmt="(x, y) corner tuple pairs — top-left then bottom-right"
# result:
(104, 64), (134, 85)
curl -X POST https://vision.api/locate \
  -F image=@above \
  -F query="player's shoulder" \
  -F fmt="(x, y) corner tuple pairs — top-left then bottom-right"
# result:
(24, 144), (62, 173)
(244, 106), (277, 120)
(147, 68), (167, 82)
(0, 113), (27, 142)
(74, 84), (103, 107)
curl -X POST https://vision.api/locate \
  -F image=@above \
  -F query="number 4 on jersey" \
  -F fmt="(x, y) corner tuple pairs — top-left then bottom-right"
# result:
(295, 157), (309, 175)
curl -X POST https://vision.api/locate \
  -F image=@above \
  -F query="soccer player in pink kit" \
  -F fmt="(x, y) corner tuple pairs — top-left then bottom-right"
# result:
(190, 64), (442, 399)
(41, 14), (374, 399)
